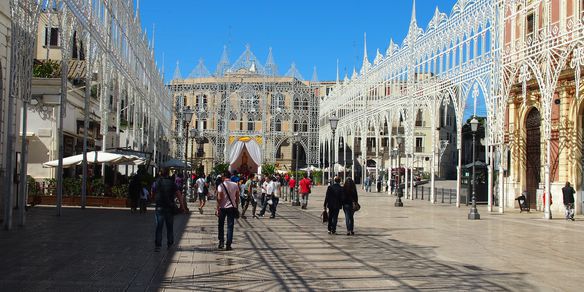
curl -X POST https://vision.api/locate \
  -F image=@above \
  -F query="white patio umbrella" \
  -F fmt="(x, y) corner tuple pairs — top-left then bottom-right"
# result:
(160, 158), (191, 169)
(43, 151), (144, 168)
(300, 165), (321, 172)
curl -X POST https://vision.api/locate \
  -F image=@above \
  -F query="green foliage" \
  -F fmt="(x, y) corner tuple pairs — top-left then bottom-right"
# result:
(421, 172), (431, 180)
(63, 177), (82, 196)
(27, 176), (40, 196)
(44, 178), (57, 195)
(213, 163), (229, 176)
(33, 60), (61, 78)
(91, 179), (105, 196)
(312, 171), (323, 185)
(111, 184), (129, 199)
(261, 163), (276, 176)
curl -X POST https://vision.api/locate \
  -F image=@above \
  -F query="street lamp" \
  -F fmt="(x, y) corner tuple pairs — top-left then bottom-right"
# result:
(292, 132), (301, 206)
(183, 106), (195, 175)
(468, 116), (480, 220)
(394, 136), (404, 207)
(329, 113), (339, 179)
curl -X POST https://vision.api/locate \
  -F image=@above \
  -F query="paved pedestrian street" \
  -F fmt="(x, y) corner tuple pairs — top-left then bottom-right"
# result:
(1, 186), (583, 291)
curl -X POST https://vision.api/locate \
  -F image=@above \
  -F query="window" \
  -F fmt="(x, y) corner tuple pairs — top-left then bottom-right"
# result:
(293, 120), (300, 132)
(44, 27), (60, 47)
(526, 12), (535, 34)
(271, 93), (285, 109)
(274, 119), (282, 132)
(415, 138), (423, 152)
(195, 94), (207, 112)
(247, 118), (255, 131)
(415, 109), (424, 126)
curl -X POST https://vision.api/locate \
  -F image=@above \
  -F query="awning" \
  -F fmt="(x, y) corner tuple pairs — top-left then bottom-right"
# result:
(43, 151), (144, 168)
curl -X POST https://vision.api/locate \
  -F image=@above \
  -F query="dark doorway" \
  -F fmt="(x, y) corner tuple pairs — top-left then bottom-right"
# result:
(525, 108), (541, 210)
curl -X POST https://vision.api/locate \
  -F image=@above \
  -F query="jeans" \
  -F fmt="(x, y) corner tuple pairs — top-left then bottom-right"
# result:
(565, 203), (575, 219)
(155, 207), (174, 247)
(327, 208), (340, 232)
(301, 193), (309, 206)
(343, 204), (354, 232)
(259, 194), (270, 216)
(218, 208), (235, 245)
(270, 197), (280, 217)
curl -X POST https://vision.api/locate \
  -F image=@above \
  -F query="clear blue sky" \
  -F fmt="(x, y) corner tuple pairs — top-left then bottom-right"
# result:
(139, 0), (460, 83)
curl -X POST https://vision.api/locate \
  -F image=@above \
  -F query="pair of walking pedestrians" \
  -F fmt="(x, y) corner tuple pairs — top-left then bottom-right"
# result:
(324, 177), (359, 235)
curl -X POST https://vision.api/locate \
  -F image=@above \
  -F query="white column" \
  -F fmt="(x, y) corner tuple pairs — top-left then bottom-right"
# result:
(487, 145), (493, 212)
(456, 147), (462, 208)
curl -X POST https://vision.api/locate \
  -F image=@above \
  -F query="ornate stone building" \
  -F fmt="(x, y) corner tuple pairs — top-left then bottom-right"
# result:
(169, 45), (320, 175)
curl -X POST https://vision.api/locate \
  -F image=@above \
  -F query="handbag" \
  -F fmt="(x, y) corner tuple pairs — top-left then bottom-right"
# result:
(352, 201), (361, 212)
(321, 209), (328, 223)
(222, 182), (240, 219)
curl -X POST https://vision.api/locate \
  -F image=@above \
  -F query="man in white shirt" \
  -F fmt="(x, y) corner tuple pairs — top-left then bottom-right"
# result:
(196, 175), (207, 214)
(258, 177), (274, 217)
(269, 176), (281, 218)
(216, 171), (240, 251)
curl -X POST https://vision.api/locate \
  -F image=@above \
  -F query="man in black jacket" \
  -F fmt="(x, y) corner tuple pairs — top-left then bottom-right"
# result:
(562, 182), (575, 221)
(324, 176), (344, 234)
(152, 167), (179, 251)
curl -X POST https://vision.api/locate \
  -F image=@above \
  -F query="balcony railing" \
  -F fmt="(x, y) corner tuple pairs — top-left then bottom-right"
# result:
(415, 146), (425, 153)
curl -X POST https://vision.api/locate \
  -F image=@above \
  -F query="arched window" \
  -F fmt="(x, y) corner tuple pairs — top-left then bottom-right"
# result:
(293, 120), (300, 132)
(247, 118), (255, 131)
(275, 119), (282, 132)
(302, 121), (308, 132)
(293, 94), (301, 110)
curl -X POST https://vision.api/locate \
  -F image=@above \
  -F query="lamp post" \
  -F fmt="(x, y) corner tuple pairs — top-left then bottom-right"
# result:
(329, 114), (339, 179)
(394, 137), (404, 207)
(468, 116), (480, 220)
(189, 128), (197, 202)
(292, 132), (301, 206)
(183, 106), (195, 176)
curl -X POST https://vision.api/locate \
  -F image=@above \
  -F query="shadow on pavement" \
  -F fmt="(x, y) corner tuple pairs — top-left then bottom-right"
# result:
(153, 204), (536, 291)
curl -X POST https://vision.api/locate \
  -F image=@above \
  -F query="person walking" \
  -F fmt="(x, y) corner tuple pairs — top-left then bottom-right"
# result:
(258, 176), (274, 217)
(196, 174), (207, 214)
(288, 176), (296, 203)
(216, 171), (240, 251)
(299, 174), (312, 209)
(364, 175), (371, 192)
(563, 182), (575, 221)
(175, 173), (188, 213)
(139, 184), (149, 214)
(342, 177), (359, 235)
(151, 167), (179, 251)
(241, 175), (259, 219)
(324, 176), (344, 235)
(270, 176), (281, 218)
(128, 169), (143, 213)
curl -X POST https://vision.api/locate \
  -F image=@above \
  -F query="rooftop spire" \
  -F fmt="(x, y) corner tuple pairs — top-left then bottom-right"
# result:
(360, 32), (371, 75)
(265, 47), (278, 76)
(189, 58), (211, 78)
(216, 45), (230, 76)
(285, 62), (304, 80)
(311, 66), (318, 83)
(336, 59), (340, 85)
(135, 0), (140, 20)
(173, 60), (182, 80)
(411, 0), (417, 25)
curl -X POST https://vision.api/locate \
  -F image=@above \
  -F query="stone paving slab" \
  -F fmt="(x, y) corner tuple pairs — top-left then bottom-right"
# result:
(1, 186), (583, 291)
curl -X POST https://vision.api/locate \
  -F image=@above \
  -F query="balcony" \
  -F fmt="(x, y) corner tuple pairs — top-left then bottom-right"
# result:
(415, 146), (425, 153)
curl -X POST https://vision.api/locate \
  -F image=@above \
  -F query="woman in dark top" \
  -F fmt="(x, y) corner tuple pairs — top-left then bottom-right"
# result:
(342, 178), (359, 235)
